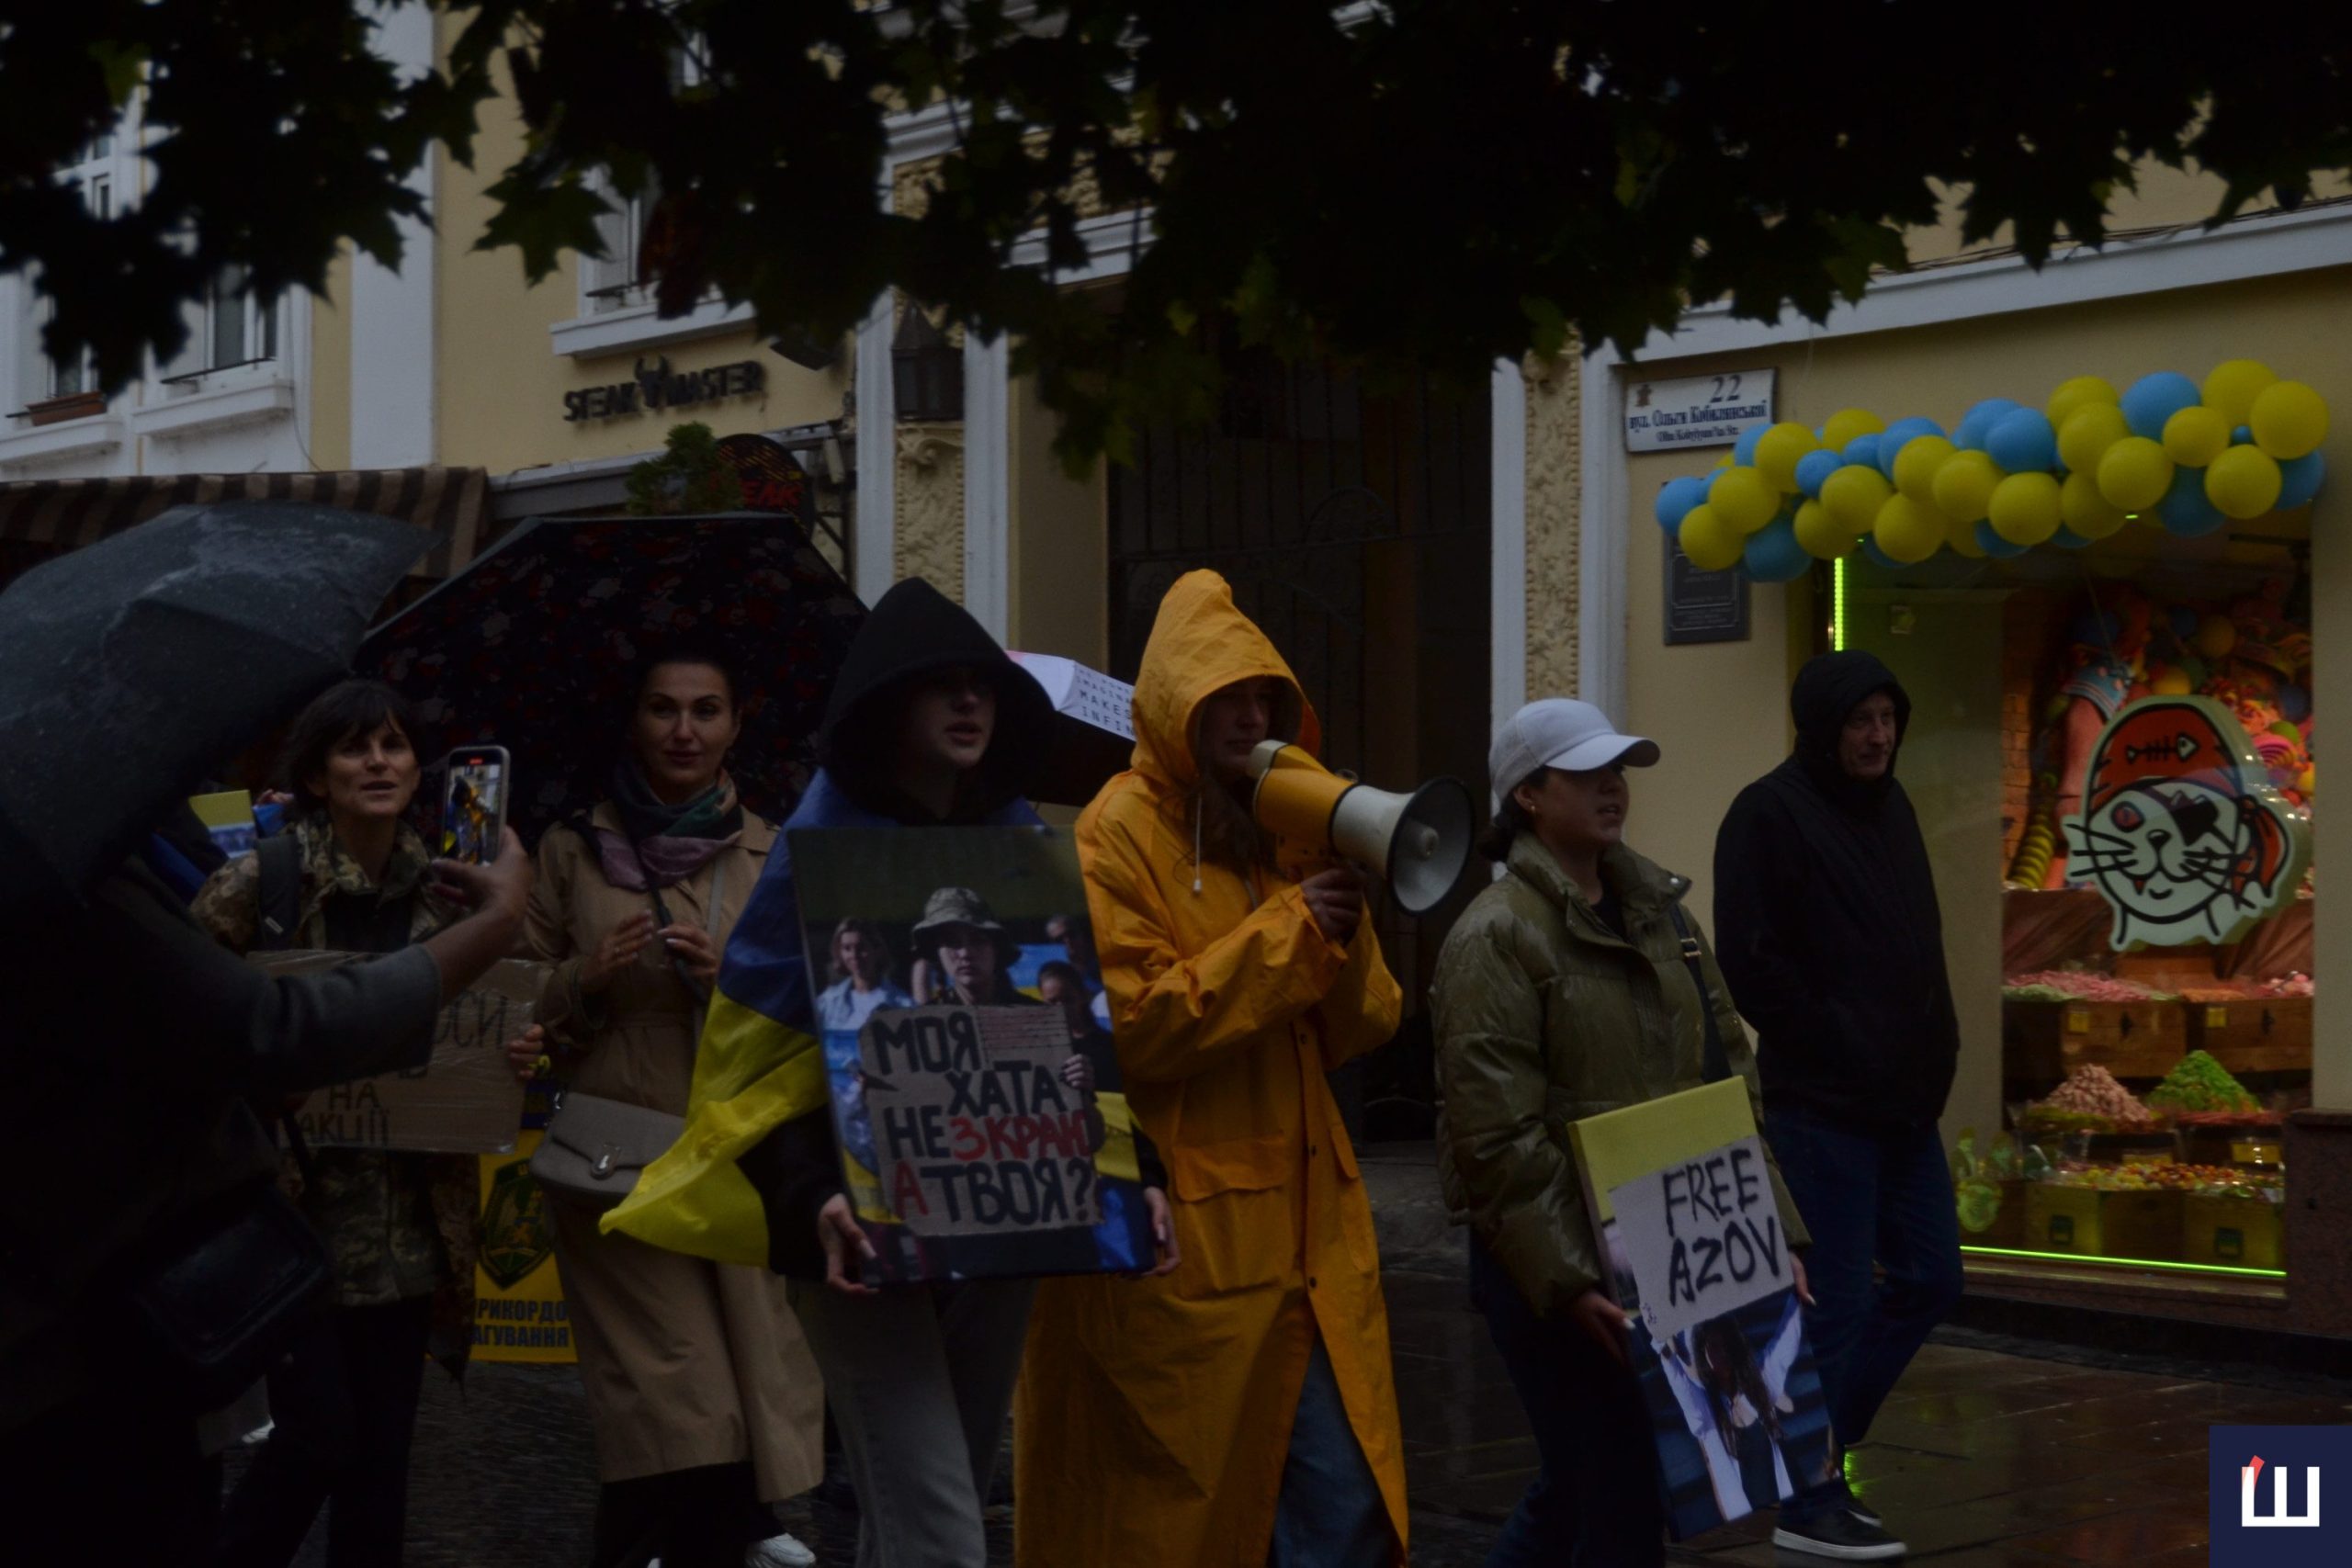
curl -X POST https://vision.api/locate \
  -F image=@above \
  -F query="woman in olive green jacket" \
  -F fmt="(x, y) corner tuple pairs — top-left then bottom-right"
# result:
(1430, 698), (1811, 1568)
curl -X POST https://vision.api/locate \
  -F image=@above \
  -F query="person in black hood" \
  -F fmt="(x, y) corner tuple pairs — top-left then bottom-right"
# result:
(706, 578), (1174, 1568)
(1712, 649), (1962, 1562)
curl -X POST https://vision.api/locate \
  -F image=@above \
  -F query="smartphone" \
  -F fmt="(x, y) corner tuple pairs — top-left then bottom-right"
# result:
(439, 746), (511, 864)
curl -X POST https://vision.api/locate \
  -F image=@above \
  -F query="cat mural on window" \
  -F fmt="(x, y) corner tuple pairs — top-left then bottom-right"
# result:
(2063, 694), (2311, 951)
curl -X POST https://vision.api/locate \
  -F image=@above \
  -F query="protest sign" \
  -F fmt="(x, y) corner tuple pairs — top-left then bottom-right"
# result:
(789, 823), (1157, 1284)
(473, 1129), (575, 1363)
(1569, 1078), (1836, 1539)
(861, 1004), (1101, 1236)
(251, 953), (544, 1155)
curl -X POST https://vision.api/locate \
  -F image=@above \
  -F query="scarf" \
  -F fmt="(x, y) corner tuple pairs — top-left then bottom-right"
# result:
(595, 765), (745, 891)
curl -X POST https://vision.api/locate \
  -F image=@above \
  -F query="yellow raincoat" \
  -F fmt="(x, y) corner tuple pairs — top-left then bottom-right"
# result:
(1013, 570), (1408, 1567)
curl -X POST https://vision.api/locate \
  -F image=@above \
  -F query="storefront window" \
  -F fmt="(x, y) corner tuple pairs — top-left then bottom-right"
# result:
(1847, 533), (2312, 1280)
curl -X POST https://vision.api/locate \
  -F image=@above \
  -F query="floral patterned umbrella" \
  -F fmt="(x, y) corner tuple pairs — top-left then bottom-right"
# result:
(358, 512), (864, 847)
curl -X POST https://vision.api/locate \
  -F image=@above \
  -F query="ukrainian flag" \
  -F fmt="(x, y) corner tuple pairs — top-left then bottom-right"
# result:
(600, 841), (831, 1268)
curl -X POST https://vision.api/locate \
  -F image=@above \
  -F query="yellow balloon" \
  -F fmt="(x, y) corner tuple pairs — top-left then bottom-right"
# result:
(1873, 494), (1945, 564)
(2201, 358), (2278, 427)
(2196, 614), (2237, 660)
(1677, 503), (1744, 571)
(1821, 408), (1886, 449)
(2205, 444), (2284, 520)
(2097, 436), (2174, 513)
(1988, 471), (2063, 546)
(1944, 512), (1987, 558)
(2153, 667), (2193, 696)
(1713, 453), (1735, 469)
(2046, 375), (2120, 429)
(1792, 499), (1855, 559)
(2251, 380), (2329, 460)
(1930, 449), (2002, 524)
(1820, 464), (1894, 532)
(1754, 423), (1821, 493)
(2057, 403), (2131, 474)
(1708, 466), (1781, 533)
(1892, 434), (1958, 504)
(2161, 404), (2232, 468)
(2060, 470), (2128, 539)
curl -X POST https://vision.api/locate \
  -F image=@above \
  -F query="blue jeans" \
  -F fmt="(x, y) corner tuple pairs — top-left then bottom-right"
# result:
(1270, 1332), (1395, 1567)
(1468, 1234), (1666, 1568)
(1767, 1108), (1963, 1526)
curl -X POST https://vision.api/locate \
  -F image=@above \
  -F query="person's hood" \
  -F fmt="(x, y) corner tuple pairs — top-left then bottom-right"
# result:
(818, 577), (1053, 820)
(1128, 570), (1321, 789)
(1787, 649), (1911, 806)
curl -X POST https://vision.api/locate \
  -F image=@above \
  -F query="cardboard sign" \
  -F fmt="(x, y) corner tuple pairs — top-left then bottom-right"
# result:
(1607, 1134), (1790, 1343)
(1569, 1079), (1836, 1539)
(251, 953), (543, 1154)
(860, 1004), (1101, 1237)
(790, 823), (1158, 1284)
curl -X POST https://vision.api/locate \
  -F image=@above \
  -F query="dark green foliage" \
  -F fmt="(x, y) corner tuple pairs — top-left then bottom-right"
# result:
(624, 421), (746, 514)
(6, 3), (2348, 466)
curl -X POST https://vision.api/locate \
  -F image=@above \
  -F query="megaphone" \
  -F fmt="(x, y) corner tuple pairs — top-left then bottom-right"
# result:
(1249, 740), (1475, 915)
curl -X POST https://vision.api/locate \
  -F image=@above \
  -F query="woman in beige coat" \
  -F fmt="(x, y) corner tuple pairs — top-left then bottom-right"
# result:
(522, 647), (824, 1568)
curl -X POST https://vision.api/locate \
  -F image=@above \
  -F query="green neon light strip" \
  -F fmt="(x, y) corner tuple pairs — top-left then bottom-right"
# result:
(1962, 1244), (2285, 1280)
(1832, 556), (1848, 651)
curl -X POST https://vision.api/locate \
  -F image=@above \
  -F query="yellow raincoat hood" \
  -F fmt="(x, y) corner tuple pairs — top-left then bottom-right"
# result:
(1127, 570), (1322, 789)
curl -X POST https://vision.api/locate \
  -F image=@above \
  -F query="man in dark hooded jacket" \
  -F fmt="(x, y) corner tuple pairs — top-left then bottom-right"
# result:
(1713, 649), (1962, 1562)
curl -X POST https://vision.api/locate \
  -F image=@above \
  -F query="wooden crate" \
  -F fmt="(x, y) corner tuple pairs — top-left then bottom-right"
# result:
(2004, 998), (2187, 1083)
(2180, 1193), (2283, 1269)
(2184, 996), (2312, 1074)
(2022, 1185), (2182, 1260)
(1955, 1178), (2028, 1249)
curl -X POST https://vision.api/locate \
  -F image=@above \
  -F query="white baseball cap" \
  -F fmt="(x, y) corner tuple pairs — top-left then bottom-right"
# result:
(1488, 699), (1661, 793)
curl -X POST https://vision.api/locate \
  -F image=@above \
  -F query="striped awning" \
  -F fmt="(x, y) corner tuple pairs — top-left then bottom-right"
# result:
(0, 466), (491, 578)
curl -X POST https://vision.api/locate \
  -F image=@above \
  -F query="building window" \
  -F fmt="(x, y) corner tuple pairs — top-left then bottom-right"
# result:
(159, 265), (278, 381)
(43, 135), (116, 399)
(582, 172), (662, 315)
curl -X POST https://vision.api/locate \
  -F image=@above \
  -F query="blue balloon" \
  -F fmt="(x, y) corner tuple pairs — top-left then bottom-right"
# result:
(1954, 398), (2023, 451)
(1743, 516), (1812, 583)
(1655, 474), (1711, 532)
(2156, 466), (2226, 536)
(1793, 448), (1844, 499)
(2277, 449), (2326, 510)
(1876, 417), (1945, 479)
(1734, 425), (1768, 466)
(1973, 520), (2030, 559)
(2233, 424), (2255, 445)
(1861, 538), (1900, 570)
(2280, 683), (2312, 724)
(2119, 371), (2201, 440)
(1842, 434), (1883, 471)
(1984, 409), (2059, 474)
(2167, 605), (2199, 640)
(2051, 525), (2095, 550)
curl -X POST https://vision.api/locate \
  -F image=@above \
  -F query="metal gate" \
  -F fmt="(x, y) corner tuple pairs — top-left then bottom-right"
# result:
(1107, 357), (1491, 1140)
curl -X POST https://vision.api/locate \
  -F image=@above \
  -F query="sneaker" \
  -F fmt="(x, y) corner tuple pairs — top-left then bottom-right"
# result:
(1847, 1499), (1884, 1531)
(746, 1532), (818, 1568)
(1772, 1510), (1907, 1561)
(661, 1532), (819, 1568)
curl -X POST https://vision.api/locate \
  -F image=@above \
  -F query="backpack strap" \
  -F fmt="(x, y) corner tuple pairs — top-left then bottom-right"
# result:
(254, 830), (304, 953)
(1669, 904), (1731, 1084)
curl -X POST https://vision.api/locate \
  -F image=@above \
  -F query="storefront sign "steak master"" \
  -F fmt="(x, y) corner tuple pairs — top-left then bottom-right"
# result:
(564, 355), (765, 422)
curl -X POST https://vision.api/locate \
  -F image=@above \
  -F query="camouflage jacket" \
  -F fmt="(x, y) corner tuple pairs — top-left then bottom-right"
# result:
(192, 816), (481, 1372)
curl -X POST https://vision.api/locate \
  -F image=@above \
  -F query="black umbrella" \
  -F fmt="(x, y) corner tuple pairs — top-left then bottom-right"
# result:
(0, 502), (429, 917)
(356, 512), (865, 846)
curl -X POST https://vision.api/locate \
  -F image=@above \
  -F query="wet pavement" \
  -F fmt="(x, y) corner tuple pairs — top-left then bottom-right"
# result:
(228, 1258), (2350, 1564)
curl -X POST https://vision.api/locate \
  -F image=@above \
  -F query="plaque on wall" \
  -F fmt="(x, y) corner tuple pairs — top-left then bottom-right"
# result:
(1664, 547), (1750, 646)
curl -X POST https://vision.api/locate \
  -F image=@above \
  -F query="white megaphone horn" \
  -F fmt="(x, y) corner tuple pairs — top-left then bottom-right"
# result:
(1248, 740), (1475, 915)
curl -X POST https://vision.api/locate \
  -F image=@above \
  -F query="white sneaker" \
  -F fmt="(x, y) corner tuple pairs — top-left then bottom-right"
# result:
(746, 1532), (818, 1568)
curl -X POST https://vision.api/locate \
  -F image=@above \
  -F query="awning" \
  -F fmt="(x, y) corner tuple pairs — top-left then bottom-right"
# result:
(0, 467), (492, 578)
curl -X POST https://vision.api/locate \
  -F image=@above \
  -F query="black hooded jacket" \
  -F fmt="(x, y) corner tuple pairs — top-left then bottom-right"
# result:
(1712, 651), (1960, 1128)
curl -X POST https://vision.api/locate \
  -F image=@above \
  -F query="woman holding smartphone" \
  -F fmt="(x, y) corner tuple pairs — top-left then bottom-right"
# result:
(521, 646), (823, 1568)
(194, 680), (479, 1568)
(1429, 699), (1814, 1568)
